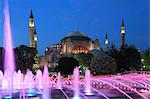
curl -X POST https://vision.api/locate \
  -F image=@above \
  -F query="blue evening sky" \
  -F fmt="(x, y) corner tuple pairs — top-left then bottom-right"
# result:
(0, 0), (149, 55)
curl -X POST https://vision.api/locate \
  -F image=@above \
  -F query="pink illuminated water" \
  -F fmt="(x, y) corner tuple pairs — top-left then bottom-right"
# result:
(85, 69), (92, 95)
(0, 68), (150, 98)
(3, 0), (15, 96)
(57, 72), (62, 89)
(3, 0), (15, 74)
(73, 67), (80, 98)
(36, 70), (43, 90)
(42, 65), (50, 99)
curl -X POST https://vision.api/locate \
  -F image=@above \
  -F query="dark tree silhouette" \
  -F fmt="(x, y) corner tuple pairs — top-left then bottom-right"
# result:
(75, 53), (93, 74)
(121, 45), (142, 71)
(57, 57), (79, 75)
(90, 49), (117, 75)
(14, 45), (37, 74)
(142, 48), (150, 70)
(106, 45), (122, 72)
(107, 45), (142, 72)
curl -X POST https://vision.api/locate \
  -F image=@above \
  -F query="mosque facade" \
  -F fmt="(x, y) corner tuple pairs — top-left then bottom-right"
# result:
(29, 11), (126, 69)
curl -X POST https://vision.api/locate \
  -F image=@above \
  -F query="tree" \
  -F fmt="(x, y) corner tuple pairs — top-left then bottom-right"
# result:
(106, 45), (122, 72)
(14, 45), (37, 74)
(57, 57), (79, 75)
(106, 45), (143, 72)
(75, 53), (93, 74)
(120, 45), (142, 71)
(90, 49), (117, 75)
(142, 48), (150, 70)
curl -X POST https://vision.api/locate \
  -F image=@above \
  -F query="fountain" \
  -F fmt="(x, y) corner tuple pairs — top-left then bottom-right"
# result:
(2, 0), (15, 98)
(35, 69), (43, 94)
(25, 70), (35, 97)
(73, 67), (80, 99)
(57, 72), (62, 89)
(0, 0), (150, 99)
(84, 69), (93, 95)
(42, 65), (50, 99)
(0, 66), (150, 99)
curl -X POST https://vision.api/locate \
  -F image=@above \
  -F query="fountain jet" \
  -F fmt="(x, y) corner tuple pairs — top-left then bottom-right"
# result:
(3, 0), (15, 97)
(3, 0), (15, 74)
(57, 72), (62, 89)
(42, 65), (51, 99)
(73, 67), (80, 98)
(85, 69), (93, 95)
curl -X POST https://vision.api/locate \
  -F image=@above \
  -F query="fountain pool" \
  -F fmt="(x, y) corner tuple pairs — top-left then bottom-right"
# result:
(0, 69), (150, 99)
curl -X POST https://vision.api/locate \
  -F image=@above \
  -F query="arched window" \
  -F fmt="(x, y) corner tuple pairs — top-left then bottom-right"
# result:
(72, 45), (89, 54)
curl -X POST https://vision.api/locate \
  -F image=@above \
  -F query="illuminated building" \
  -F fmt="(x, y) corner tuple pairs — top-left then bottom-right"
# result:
(29, 10), (126, 69)
(61, 31), (100, 54)
(39, 44), (62, 68)
(38, 31), (100, 68)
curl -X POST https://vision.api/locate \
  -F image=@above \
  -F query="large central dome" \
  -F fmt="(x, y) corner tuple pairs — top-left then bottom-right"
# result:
(61, 31), (91, 41)
(66, 31), (87, 37)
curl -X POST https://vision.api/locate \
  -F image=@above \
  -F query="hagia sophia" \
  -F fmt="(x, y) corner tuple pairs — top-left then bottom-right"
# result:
(29, 11), (126, 69)
(61, 31), (100, 54)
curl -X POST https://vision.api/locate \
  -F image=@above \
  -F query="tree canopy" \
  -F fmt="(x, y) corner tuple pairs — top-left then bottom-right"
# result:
(57, 57), (79, 75)
(90, 49), (117, 75)
(142, 48), (150, 70)
(75, 53), (93, 74)
(15, 45), (37, 74)
(107, 45), (142, 72)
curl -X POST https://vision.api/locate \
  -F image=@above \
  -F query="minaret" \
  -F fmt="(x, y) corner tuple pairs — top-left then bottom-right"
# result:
(33, 29), (38, 64)
(121, 19), (125, 48)
(29, 10), (38, 66)
(34, 29), (38, 50)
(105, 33), (109, 48)
(29, 10), (36, 48)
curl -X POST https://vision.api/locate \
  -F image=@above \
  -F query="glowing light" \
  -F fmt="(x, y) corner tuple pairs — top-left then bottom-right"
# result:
(34, 36), (37, 41)
(27, 93), (35, 97)
(29, 19), (34, 27)
(2, 95), (11, 99)
(72, 96), (81, 99)
(105, 40), (108, 44)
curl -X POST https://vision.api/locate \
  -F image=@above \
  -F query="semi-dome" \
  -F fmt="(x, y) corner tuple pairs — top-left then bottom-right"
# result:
(66, 31), (87, 37)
